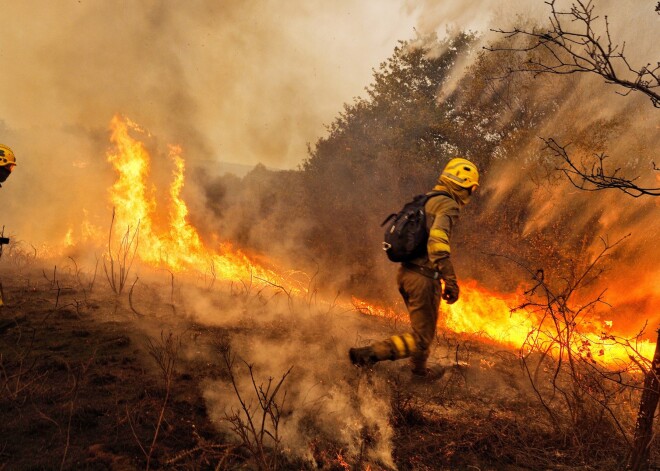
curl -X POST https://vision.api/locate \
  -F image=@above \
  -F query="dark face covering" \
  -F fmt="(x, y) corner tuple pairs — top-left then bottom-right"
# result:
(0, 166), (11, 183)
(437, 177), (475, 206)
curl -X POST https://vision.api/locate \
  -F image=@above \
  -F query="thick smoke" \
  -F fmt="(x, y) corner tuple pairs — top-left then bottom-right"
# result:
(168, 281), (400, 466)
(0, 0), (415, 244)
(391, 0), (660, 334)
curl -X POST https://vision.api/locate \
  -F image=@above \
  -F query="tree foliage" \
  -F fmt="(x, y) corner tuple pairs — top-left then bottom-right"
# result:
(199, 26), (654, 298)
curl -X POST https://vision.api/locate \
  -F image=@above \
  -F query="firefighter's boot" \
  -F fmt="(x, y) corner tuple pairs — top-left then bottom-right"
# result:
(349, 346), (378, 367)
(410, 351), (429, 377)
(349, 340), (396, 367)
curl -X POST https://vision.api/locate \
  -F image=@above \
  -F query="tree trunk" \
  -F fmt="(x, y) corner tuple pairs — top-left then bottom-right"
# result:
(629, 329), (660, 470)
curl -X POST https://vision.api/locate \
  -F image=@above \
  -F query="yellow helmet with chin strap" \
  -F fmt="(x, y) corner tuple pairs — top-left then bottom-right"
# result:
(440, 157), (479, 189)
(0, 144), (16, 171)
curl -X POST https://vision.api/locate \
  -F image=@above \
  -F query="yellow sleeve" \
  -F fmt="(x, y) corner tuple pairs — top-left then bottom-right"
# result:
(425, 195), (460, 267)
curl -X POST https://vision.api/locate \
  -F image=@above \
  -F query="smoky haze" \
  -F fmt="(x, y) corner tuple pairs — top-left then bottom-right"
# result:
(4, 0), (654, 247)
(0, 0), (416, 244)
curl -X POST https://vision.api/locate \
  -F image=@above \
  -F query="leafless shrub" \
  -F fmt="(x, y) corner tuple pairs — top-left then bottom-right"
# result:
(143, 331), (180, 471)
(495, 235), (650, 464)
(229, 271), (279, 315)
(103, 208), (140, 295)
(220, 344), (292, 470)
(0, 235), (37, 273)
(42, 265), (58, 290)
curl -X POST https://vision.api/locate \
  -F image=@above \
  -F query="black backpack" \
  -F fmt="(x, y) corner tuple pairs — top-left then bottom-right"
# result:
(381, 191), (450, 262)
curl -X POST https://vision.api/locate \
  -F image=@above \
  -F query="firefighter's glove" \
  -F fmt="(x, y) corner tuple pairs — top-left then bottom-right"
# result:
(442, 280), (459, 304)
(437, 257), (459, 304)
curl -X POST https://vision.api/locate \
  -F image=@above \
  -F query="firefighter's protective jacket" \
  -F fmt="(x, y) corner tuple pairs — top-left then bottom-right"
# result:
(410, 183), (460, 272)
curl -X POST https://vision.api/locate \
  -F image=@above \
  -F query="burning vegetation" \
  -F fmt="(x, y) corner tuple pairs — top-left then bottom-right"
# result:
(1, 2), (660, 470)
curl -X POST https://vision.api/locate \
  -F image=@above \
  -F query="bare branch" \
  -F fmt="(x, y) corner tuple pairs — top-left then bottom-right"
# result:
(543, 138), (660, 197)
(487, 0), (660, 107)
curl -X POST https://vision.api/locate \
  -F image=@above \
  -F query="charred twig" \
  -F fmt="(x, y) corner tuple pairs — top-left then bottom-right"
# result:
(125, 403), (148, 459)
(0, 324), (46, 407)
(128, 276), (143, 318)
(88, 255), (100, 293)
(543, 138), (660, 197)
(43, 265), (58, 290)
(145, 331), (180, 471)
(60, 353), (95, 471)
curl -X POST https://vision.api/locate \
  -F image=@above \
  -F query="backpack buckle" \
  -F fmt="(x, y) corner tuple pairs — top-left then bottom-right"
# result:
(382, 242), (392, 251)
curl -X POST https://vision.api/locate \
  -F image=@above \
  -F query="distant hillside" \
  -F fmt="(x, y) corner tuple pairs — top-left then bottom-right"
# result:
(194, 160), (282, 178)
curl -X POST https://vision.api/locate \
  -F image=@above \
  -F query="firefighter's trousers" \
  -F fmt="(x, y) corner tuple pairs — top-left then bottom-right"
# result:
(370, 266), (441, 365)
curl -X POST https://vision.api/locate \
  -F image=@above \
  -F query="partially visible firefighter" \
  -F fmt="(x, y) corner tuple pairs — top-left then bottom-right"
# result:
(349, 157), (479, 376)
(0, 144), (17, 188)
(0, 144), (16, 306)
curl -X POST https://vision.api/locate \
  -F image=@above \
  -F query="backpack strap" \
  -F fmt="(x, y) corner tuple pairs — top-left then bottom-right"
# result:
(424, 190), (451, 201)
(380, 212), (397, 227)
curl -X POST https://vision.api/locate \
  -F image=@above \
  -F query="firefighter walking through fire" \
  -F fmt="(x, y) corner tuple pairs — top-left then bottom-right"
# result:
(349, 157), (479, 377)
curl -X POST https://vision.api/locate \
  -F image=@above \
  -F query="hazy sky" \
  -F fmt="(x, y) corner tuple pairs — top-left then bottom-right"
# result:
(2, 0), (654, 170)
(1, 1), (420, 170)
(0, 0), (547, 171)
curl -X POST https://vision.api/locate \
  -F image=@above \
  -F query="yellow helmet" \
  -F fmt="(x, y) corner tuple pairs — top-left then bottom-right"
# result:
(440, 157), (479, 189)
(0, 144), (16, 170)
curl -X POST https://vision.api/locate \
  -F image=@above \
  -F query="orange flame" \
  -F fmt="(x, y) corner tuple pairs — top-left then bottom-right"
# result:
(106, 115), (299, 289)
(355, 280), (656, 365)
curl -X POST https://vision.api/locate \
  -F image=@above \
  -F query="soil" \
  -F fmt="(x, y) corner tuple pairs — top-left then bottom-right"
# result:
(0, 267), (228, 470)
(0, 262), (652, 470)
